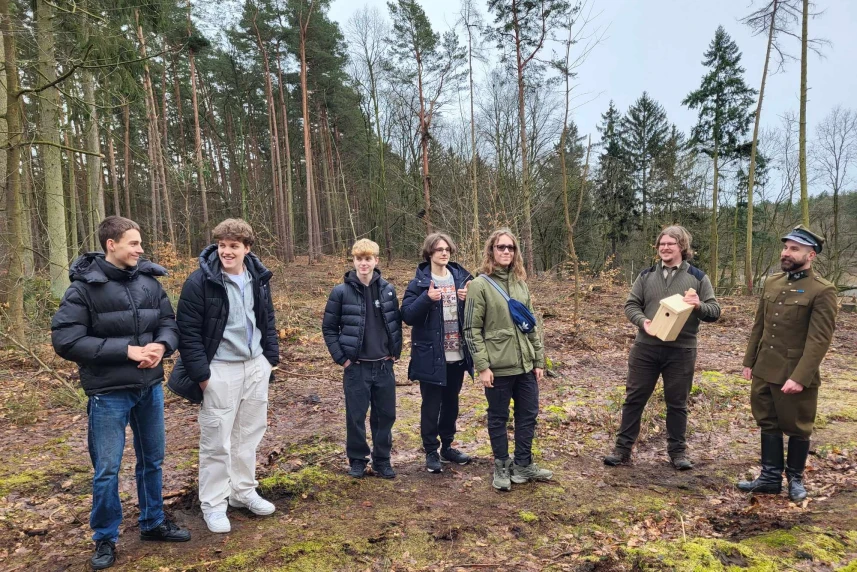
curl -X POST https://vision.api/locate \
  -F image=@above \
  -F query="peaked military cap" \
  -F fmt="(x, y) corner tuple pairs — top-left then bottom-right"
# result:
(781, 224), (825, 254)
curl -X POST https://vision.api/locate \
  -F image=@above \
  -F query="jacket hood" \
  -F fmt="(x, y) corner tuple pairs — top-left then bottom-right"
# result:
(413, 261), (472, 287)
(199, 243), (273, 284)
(344, 267), (383, 287)
(69, 252), (167, 283)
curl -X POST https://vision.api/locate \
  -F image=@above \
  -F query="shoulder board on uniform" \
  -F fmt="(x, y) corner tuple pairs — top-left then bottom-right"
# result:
(639, 265), (657, 278)
(686, 264), (706, 281)
(813, 275), (834, 286)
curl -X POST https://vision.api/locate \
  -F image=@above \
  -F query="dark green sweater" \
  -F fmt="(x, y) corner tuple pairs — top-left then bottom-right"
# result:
(624, 260), (721, 348)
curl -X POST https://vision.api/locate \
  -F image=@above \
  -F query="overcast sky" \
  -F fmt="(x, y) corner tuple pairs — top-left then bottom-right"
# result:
(329, 0), (857, 142)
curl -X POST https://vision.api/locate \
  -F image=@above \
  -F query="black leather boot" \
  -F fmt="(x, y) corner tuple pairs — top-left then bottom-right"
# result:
(786, 438), (810, 502)
(737, 433), (783, 494)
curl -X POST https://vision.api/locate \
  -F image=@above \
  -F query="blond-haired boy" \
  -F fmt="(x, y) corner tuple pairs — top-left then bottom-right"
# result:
(322, 239), (402, 478)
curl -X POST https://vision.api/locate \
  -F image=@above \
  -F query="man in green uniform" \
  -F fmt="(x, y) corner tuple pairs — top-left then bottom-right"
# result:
(738, 225), (838, 502)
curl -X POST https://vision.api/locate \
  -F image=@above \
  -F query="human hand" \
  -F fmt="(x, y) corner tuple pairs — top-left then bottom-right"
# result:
(683, 289), (701, 308)
(199, 379), (209, 392)
(642, 320), (654, 336)
(128, 345), (148, 364)
(742, 367), (752, 381)
(457, 282), (468, 301)
(534, 368), (544, 382)
(781, 379), (804, 394)
(343, 359), (352, 368)
(138, 343), (166, 369)
(480, 368), (494, 388)
(427, 280), (441, 302)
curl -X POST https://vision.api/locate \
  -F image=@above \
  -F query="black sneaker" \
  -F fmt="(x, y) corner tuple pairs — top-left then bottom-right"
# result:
(140, 518), (191, 542)
(441, 447), (471, 465)
(348, 459), (368, 479)
(91, 539), (115, 570)
(373, 462), (396, 479)
(426, 451), (443, 473)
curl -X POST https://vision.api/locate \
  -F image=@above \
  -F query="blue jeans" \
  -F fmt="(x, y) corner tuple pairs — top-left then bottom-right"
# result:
(87, 383), (166, 542)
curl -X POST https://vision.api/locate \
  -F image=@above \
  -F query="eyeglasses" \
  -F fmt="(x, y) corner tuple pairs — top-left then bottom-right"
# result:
(433, 247), (452, 254)
(494, 244), (516, 252)
(658, 241), (678, 248)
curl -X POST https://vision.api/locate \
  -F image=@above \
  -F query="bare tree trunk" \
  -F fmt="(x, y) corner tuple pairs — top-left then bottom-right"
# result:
(187, 3), (210, 243)
(172, 63), (193, 255)
(711, 150), (719, 287)
(252, 13), (286, 259)
(122, 100), (132, 218)
(275, 55), (296, 261)
(299, 1), (319, 262)
(511, 6), (535, 276)
(798, 0), (809, 226)
(35, 0), (70, 297)
(2, 0), (25, 338)
(745, 0), (777, 294)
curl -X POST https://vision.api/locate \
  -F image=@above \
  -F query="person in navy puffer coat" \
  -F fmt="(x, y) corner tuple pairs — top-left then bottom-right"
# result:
(401, 232), (474, 474)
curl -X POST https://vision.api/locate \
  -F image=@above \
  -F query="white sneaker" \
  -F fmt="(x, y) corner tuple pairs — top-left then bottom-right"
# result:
(204, 512), (231, 533)
(228, 493), (276, 516)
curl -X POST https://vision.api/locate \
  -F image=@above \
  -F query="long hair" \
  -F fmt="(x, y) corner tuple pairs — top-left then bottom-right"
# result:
(657, 225), (694, 261)
(479, 228), (527, 281)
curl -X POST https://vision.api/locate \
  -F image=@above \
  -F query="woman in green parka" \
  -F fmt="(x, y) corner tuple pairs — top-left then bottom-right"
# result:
(463, 228), (552, 491)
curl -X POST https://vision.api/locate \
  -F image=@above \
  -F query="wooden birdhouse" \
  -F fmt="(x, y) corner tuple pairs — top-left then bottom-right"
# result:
(649, 290), (695, 342)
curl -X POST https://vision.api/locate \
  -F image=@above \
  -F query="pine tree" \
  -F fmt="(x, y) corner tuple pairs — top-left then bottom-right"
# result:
(594, 101), (634, 259)
(620, 91), (668, 241)
(683, 26), (756, 287)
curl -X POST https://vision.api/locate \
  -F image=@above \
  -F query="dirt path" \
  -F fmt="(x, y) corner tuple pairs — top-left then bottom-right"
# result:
(1, 258), (855, 571)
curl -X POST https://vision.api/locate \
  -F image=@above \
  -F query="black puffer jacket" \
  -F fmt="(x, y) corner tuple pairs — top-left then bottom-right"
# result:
(401, 262), (474, 385)
(167, 245), (279, 403)
(51, 253), (179, 396)
(322, 269), (402, 365)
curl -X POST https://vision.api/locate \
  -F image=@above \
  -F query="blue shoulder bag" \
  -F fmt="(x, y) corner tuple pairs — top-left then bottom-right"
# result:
(480, 275), (537, 334)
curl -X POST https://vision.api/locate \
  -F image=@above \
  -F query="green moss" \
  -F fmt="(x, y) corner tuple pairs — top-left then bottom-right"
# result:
(627, 537), (778, 571)
(795, 531), (845, 562)
(258, 466), (339, 497)
(280, 540), (326, 559)
(218, 548), (266, 570)
(0, 469), (47, 496)
(519, 510), (539, 523)
(747, 529), (797, 548)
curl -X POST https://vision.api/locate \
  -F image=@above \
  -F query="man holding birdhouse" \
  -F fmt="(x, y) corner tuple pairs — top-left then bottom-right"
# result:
(737, 225), (837, 502)
(604, 226), (721, 470)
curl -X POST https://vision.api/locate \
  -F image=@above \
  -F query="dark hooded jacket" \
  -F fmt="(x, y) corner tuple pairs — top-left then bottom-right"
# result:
(167, 244), (279, 403)
(322, 269), (402, 365)
(401, 261), (474, 385)
(51, 253), (179, 396)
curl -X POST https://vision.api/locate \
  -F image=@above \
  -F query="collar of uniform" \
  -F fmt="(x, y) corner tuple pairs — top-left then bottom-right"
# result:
(787, 268), (811, 282)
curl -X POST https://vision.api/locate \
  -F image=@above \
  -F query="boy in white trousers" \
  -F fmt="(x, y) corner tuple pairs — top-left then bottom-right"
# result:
(172, 219), (280, 533)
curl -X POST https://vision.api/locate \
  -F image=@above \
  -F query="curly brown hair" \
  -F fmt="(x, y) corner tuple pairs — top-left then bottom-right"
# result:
(212, 218), (255, 247)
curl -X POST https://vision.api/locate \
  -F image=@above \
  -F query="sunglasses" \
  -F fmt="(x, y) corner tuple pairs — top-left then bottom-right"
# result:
(494, 244), (516, 252)
(433, 247), (452, 254)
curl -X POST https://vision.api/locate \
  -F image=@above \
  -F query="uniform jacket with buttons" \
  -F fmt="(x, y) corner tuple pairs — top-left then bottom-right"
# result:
(743, 267), (838, 388)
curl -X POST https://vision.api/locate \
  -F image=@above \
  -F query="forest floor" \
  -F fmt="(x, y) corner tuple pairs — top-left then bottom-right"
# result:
(1, 256), (856, 571)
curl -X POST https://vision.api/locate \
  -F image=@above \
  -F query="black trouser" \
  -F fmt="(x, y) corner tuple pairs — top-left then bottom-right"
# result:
(419, 361), (467, 453)
(615, 343), (697, 457)
(484, 372), (539, 466)
(343, 360), (396, 463)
